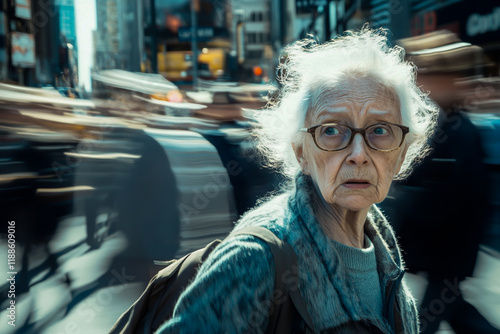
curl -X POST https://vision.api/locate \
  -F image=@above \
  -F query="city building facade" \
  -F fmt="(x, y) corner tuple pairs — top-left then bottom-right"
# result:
(94, 0), (143, 72)
(0, 0), (79, 88)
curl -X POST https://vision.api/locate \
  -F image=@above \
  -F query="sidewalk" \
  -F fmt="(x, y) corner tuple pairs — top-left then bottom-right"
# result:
(0, 216), (147, 333)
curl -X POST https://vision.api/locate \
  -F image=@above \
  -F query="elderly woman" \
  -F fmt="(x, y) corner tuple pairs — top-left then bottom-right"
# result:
(156, 29), (437, 333)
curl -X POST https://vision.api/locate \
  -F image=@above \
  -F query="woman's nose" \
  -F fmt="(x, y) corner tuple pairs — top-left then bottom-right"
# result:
(347, 134), (370, 165)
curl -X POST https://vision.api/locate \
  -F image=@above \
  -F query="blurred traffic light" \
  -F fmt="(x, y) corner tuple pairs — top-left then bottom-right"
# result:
(253, 66), (263, 77)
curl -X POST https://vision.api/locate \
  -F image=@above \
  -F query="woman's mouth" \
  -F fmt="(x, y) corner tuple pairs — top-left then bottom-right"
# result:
(342, 179), (371, 189)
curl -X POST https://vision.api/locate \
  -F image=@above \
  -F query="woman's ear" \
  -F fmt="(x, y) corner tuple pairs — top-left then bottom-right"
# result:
(292, 142), (309, 175)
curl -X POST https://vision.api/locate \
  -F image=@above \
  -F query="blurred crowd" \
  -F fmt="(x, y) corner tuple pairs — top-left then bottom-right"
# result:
(380, 31), (500, 333)
(0, 31), (499, 333)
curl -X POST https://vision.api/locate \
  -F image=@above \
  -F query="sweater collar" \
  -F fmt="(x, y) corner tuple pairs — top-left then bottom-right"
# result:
(290, 172), (403, 279)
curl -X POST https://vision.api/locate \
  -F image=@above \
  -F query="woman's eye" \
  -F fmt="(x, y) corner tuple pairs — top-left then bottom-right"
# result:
(373, 127), (388, 135)
(324, 127), (340, 135)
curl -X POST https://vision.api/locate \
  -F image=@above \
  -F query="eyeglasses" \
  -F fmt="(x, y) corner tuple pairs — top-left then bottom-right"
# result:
(299, 122), (410, 152)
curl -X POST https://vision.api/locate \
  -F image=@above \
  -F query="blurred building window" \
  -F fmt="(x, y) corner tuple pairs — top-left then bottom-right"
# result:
(246, 32), (270, 45)
(250, 12), (264, 22)
(247, 32), (254, 44)
(247, 50), (262, 59)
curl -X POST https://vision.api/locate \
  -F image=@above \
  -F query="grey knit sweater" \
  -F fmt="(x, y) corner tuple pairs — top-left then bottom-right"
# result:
(333, 234), (384, 321)
(156, 173), (419, 333)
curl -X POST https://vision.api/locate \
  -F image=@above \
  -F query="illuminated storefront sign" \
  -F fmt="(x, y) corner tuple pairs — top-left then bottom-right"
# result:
(411, 1), (500, 45)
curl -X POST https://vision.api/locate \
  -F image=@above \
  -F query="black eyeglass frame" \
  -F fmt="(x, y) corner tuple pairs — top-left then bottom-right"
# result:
(299, 122), (410, 152)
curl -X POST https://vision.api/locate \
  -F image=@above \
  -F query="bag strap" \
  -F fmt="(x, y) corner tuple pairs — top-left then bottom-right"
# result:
(230, 226), (316, 333)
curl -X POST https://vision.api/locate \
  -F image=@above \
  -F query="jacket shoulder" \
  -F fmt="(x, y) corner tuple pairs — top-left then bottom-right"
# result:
(233, 193), (290, 238)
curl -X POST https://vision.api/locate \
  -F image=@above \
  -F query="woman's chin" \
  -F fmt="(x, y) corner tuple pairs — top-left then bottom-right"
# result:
(329, 195), (374, 212)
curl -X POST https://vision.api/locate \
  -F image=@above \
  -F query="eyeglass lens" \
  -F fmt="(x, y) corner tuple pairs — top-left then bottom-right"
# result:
(315, 124), (403, 151)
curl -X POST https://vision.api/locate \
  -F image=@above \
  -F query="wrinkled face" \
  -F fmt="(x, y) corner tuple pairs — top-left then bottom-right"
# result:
(294, 76), (408, 211)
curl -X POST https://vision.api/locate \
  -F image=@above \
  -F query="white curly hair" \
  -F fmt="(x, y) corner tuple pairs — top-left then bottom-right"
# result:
(252, 28), (439, 181)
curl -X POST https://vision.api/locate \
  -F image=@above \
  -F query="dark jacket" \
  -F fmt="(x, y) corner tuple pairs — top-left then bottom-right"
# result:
(383, 109), (489, 280)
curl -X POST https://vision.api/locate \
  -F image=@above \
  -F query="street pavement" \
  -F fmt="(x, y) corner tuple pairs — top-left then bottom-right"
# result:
(0, 215), (148, 334)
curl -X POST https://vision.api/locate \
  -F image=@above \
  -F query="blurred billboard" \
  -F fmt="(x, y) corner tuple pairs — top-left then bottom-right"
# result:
(15, 0), (31, 20)
(11, 32), (35, 68)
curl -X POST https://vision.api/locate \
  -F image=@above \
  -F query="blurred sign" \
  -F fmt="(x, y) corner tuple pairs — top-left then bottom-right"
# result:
(466, 7), (500, 38)
(411, 0), (500, 45)
(192, 0), (200, 12)
(0, 13), (6, 56)
(15, 0), (31, 20)
(178, 27), (214, 41)
(0, 13), (7, 78)
(296, 0), (327, 14)
(11, 32), (35, 67)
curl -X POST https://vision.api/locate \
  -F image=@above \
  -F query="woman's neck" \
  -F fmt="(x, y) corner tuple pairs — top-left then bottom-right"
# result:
(310, 181), (369, 249)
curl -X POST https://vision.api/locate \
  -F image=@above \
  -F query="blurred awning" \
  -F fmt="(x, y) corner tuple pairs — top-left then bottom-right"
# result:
(92, 70), (179, 95)
(397, 30), (494, 74)
(0, 84), (95, 108)
(134, 95), (206, 110)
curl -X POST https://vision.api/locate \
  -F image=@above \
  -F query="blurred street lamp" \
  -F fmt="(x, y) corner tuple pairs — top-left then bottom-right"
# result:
(191, 0), (199, 90)
(150, 0), (158, 73)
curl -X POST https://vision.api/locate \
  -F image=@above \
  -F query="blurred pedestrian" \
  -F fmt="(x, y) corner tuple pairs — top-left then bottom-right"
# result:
(385, 31), (499, 333)
(154, 28), (438, 333)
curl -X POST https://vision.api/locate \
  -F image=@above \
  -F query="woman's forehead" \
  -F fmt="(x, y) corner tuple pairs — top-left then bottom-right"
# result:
(307, 77), (401, 122)
(332, 77), (398, 101)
